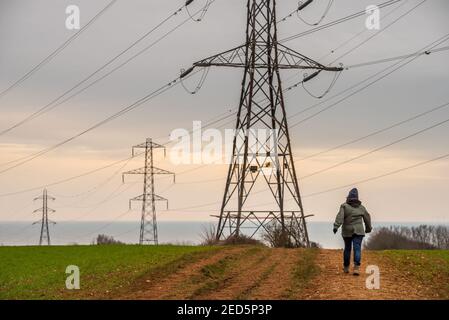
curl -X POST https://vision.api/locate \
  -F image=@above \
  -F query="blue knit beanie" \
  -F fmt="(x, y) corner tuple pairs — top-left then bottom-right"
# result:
(347, 188), (359, 200)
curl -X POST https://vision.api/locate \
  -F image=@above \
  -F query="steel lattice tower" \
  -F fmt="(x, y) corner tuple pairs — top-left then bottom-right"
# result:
(182, 0), (342, 246)
(33, 189), (56, 246)
(123, 138), (175, 245)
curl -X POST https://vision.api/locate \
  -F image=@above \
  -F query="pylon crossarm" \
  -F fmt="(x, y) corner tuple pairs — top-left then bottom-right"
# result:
(152, 167), (175, 177)
(184, 43), (343, 72)
(122, 167), (145, 183)
(188, 44), (247, 71)
(129, 194), (168, 210)
(130, 194), (168, 203)
(276, 44), (343, 71)
(123, 167), (146, 176)
(34, 195), (56, 201)
(123, 167), (174, 182)
(132, 141), (165, 152)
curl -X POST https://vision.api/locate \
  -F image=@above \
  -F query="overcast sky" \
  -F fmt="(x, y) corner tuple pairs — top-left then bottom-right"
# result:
(0, 0), (448, 229)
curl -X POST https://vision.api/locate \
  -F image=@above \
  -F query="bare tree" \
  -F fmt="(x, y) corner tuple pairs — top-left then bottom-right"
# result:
(94, 234), (124, 245)
(365, 225), (449, 250)
(199, 224), (218, 246)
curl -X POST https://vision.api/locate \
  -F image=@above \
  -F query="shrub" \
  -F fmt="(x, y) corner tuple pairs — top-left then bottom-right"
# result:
(94, 234), (124, 245)
(199, 224), (218, 246)
(364, 225), (449, 250)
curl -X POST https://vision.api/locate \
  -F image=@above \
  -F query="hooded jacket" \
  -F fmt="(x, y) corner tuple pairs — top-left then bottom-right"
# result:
(333, 189), (372, 237)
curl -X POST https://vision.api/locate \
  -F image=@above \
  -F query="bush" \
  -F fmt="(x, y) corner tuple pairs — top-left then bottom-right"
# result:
(199, 224), (218, 246)
(199, 223), (265, 246)
(221, 234), (265, 246)
(262, 221), (292, 247)
(94, 234), (124, 245)
(262, 220), (309, 248)
(364, 225), (449, 250)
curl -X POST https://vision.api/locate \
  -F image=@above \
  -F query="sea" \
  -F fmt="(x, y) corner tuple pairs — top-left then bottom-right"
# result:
(1, 221), (447, 248)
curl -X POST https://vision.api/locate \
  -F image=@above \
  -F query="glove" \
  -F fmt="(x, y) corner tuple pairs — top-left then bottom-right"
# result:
(333, 228), (338, 234)
(365, 227), (372, 234)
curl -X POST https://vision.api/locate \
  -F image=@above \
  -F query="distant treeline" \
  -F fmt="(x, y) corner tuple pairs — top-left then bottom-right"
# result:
(365, 225), (449, 250)
(94, 234), (124, 245)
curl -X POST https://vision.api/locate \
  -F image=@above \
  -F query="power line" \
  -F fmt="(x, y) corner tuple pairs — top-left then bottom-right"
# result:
(0, 71), (196, 175)
(278, 0), (334, 25)
(345, 45), (449, 69)
(328, 0), (428, 65)
(279, 0), (403, 43)
(317, 0), (410, 63)
(0, 0), (118, 100)
(279, 0), (411, 96)
(166, 42), (449, 148)
(120, 0), (407, 133)
(288, 33), (449, 128)
(72, 183), (176, 242)
(303, 151), (449, 198)
(0, 0), (209, 137)
(53, 156), (132, 199)
(0, 153), (141, 198)
(127, 36), (449, 213)
(297, 101), (449, 162)
(301, 105), (449, 179)
(26, 35), (437, 200)
(0, 0), (442, 218)
(2, 33), (445, 200)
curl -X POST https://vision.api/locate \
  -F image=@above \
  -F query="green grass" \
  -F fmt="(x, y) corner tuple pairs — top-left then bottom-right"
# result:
(381, 250), (449, 299)
(0, 245), (218, 300)
(284, 248), (319, 299)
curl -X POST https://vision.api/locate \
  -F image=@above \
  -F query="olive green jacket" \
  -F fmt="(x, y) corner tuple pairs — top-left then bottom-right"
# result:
(334, 203), (372, 237)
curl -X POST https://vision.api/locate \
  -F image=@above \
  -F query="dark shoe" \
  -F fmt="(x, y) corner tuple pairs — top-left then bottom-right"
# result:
(353, 265), (360, 276)
(344, 266), (350, 274)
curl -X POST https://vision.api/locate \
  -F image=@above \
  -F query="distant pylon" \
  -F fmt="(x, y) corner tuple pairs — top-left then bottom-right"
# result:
(123, 138), (175, 245)
(33, 189), (56, 246)
(182, 0), (342, 247)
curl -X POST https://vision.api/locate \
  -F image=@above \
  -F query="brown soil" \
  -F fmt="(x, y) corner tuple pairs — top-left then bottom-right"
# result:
(125, 246), (246, 300)
(296, 250), (428, 300)
(120, 247), (430, 300)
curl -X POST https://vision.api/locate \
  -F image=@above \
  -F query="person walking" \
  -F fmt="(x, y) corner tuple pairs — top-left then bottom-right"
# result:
(333, 188), (372, 275)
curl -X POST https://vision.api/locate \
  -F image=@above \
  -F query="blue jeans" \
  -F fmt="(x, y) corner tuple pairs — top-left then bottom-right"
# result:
(343, 235), (364, 267)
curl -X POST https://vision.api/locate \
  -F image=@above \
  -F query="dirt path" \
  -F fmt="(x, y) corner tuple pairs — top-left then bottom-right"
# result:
(123, 246), (304, 300)
(297, 250), (428, 300)
(202, 248), (298, 300)
(248, 248), (301, 300)
(126, 247), (247, 300)
(121, 247), (430, 300)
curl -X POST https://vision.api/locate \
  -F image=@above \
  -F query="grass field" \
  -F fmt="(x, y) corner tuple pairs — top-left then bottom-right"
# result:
(1, 246), (448, 300)
(381, 250), (449, 299)
(0, 245), (219, 300)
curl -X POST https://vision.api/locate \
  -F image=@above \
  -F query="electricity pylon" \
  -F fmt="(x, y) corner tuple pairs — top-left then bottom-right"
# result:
(182, 0), (342, 247)
(33, 189), (56, 246)
(123, 138), (175, 245)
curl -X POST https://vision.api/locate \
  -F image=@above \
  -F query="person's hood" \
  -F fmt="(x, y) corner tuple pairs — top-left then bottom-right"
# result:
(346, 198), (362, 208)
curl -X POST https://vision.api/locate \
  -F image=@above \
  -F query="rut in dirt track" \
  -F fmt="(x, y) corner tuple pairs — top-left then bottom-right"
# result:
(125, 246), (302, 300)
(122, 248), (430, 300)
